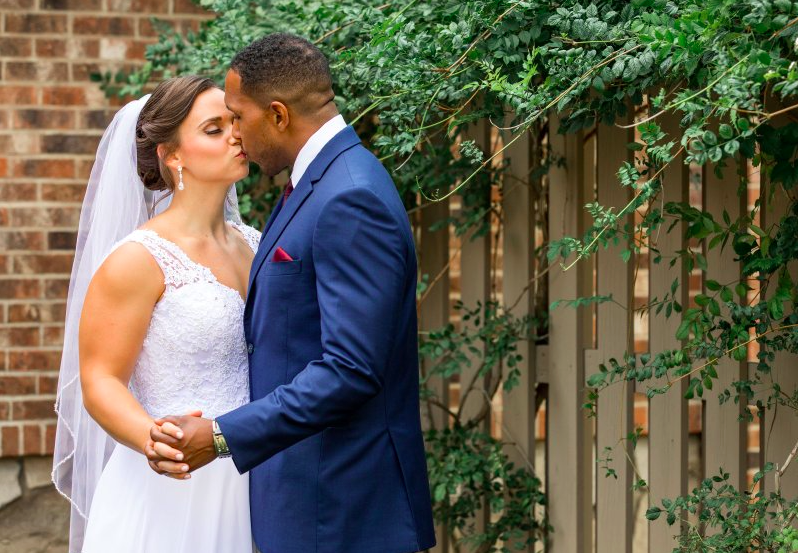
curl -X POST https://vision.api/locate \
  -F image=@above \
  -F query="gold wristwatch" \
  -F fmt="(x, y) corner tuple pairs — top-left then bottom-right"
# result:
(212, 419), (231, 458)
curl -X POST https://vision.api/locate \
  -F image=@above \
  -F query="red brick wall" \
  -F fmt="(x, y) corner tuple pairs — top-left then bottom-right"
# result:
(0, 0), (211, 457)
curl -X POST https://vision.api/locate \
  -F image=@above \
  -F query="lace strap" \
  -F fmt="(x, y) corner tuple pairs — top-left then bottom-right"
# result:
(122, 229), (209, 289)
(229, 222), (262, 253)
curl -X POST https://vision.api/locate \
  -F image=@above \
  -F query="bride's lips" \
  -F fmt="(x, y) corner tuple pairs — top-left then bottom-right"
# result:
(236, 149), (247, 159)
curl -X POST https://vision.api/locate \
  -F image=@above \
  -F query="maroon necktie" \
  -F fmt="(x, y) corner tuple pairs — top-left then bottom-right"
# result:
(282, 180), (293, 206)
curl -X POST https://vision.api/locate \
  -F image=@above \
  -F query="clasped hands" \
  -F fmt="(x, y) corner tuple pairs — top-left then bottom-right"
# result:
(144, 410), (217, 479)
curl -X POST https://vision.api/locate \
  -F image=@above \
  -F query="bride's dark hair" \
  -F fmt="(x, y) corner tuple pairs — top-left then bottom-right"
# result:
(136, 75), (219, 192)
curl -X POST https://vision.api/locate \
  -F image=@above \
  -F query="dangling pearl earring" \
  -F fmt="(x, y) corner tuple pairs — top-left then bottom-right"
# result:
(177, 165), (184, 191)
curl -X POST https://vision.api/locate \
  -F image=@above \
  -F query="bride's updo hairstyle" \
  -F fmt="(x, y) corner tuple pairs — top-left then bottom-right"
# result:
(136, 75), (218, 191)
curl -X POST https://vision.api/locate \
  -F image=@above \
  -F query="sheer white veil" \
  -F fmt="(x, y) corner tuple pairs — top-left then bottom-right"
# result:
(52, 93), (241, 552)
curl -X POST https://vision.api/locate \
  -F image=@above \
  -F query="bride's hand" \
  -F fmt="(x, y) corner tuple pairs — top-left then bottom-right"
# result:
(146, 413), (217, 477)
(144, 410), (203, 479)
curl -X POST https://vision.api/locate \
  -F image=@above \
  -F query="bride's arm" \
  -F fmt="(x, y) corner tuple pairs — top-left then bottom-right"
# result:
(79, 243), (167, 457)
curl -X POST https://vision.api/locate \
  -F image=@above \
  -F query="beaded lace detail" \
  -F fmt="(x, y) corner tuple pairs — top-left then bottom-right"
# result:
(113, 222), (261, 419)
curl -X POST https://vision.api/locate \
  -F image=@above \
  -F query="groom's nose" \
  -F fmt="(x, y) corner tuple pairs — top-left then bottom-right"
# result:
(232, 118), (241, 140)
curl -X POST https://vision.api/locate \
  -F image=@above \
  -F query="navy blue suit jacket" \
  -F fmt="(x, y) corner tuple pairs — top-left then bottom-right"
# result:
(217, 127), (436, 553)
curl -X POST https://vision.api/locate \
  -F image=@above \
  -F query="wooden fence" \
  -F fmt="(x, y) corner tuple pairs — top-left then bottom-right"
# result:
(418, 113), (798, 552)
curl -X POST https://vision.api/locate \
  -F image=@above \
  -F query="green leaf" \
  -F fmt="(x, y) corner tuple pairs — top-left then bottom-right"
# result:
(736, 282), (749, 298)
(695, 253), (708, 271)
(645, 506), (662, 520)
(676, 319), (692, 340)
(706, 280), (722, 291)
(720, 287), (733, 303)
(434, 483), (447, 502)
(718, 124), (733, 140)
(769, 297), (784, 320)
(695, 294), (710, 306)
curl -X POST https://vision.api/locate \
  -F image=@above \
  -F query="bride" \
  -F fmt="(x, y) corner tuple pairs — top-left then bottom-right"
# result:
(51, 75), (259, 553)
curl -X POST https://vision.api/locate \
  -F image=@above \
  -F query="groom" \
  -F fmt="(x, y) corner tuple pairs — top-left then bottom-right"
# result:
(146, 33), (436, 553)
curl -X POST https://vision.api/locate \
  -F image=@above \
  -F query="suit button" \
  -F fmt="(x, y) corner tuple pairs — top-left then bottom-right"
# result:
(247, 343), (254, 355)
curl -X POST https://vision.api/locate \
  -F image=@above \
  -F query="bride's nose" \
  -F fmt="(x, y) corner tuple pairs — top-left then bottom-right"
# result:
(231, 118), (241, 140)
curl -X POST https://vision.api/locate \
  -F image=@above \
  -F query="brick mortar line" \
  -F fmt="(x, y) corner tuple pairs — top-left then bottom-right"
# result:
(3, 186), (90, 189)
(1, 323), (65, 328)
(0, 131), (105, 135)
(3, 321), (64, 326)
(0, 231), (81, 234)
(1, 255), (75, 258)
(3, 80), (139, 85)
(0, 220), (83, 224)
(0, 57), (149, 62)
(0, 395), (57, 401)
(0, 277), (71, 282)
(2, 347), (64, 351)
(0, 421), (57, 426)
(0, 62), (149, 68)
(1, 300), (67, 304)
(2, 367), (63, 371)
(0, 9), (209, 16)
(0, 371), (61, 375)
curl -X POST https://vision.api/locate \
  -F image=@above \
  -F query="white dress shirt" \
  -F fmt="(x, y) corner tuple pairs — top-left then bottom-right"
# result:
(289, 114), (347, 188)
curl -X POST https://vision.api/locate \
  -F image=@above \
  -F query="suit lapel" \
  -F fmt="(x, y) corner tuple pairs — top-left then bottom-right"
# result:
(250, 178), (312, 283)
(261, 193), (284, 236)
(247, 196), (283, 291)
(247, 126), (362, 291)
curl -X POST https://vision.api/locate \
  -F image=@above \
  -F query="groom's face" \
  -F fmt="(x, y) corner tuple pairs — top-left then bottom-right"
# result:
(224, 69), (288, 177)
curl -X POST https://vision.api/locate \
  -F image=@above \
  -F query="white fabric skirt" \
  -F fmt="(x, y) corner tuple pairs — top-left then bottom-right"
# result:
(82, 444), (252, 553)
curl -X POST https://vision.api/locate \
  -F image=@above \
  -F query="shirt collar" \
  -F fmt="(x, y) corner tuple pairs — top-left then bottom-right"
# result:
(289, 114), (347, 187)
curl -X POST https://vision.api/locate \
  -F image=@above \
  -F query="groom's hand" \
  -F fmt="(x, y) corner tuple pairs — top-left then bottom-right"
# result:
(145, 415), (217, 477)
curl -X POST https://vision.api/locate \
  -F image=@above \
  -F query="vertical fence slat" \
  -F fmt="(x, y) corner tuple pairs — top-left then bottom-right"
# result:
(502, 127), (536, 485)
(547, 117), (593, 553)
(458, 119), (493, 537)
(419, 195), (451, 553)
(420, 196), (451, 431)
(648, 113), (689, 552)
(761, 176), (798, 499)
(459, 119), (493, 420)
(595, 117), (635, 553)
(703, 158), (747, 491)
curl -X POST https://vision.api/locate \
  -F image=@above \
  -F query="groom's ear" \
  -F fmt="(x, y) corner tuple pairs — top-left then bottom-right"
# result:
(269, 101), (290, 132)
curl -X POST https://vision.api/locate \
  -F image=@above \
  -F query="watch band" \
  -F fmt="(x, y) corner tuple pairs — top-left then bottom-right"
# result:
(212, 419), (231, 458)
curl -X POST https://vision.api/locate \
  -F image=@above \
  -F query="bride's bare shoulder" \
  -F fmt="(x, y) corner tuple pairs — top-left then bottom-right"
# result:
(90, 240), (164, 302)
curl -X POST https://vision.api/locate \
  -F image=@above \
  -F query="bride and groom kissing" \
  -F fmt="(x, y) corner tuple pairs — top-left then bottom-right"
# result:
(52, 33), (436, 553)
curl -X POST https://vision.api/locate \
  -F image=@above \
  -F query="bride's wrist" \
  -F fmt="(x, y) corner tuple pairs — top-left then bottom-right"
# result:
(140, 420), (156, 455)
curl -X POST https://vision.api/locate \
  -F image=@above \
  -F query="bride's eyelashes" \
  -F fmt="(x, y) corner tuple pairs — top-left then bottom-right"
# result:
(205, 129), (222, 135)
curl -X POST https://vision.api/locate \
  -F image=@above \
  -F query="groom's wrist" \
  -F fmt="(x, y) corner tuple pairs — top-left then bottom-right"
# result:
(211, 419), (231, 458)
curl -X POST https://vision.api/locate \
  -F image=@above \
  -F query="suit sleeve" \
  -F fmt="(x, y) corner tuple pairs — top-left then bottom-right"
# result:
(216, 186), (408, 473)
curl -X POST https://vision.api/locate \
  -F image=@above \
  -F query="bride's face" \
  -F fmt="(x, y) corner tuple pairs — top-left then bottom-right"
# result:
(170, 88), (249, 187)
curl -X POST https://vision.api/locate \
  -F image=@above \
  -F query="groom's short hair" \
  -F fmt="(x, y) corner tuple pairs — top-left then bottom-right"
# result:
(230, 33), (333, 113)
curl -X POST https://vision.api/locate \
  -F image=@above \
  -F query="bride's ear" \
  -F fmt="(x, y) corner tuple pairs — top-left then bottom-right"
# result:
(158, 144), (181, 170)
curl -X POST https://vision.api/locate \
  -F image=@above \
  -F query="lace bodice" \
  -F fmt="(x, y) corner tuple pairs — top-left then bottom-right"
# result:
(113, 222), (261, 419)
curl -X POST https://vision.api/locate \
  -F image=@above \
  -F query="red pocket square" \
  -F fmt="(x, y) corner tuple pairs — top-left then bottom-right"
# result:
(272, 247), (294, 262)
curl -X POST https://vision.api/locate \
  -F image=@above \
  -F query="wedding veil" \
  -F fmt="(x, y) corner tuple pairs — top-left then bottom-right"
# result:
(51, 93), (242, 552)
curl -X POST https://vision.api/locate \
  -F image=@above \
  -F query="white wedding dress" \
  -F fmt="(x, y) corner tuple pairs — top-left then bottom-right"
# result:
(80, 221), (260, 553)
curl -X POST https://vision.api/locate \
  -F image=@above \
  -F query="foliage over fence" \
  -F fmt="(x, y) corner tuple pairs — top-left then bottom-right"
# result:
(111, 0), (798, 550)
